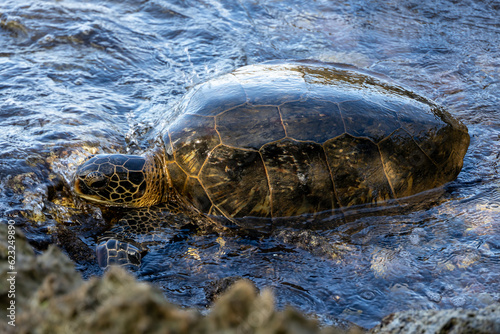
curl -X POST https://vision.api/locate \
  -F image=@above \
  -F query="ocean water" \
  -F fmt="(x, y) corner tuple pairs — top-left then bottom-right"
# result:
(1, 0), (499, 328)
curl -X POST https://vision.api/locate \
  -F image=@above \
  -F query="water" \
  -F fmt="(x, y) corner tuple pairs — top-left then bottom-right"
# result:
(1, 0), (499, 329)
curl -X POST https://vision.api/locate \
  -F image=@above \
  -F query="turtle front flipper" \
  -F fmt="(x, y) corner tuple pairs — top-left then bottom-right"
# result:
(96, 201), (218, 270)
(97, 238), (142, 270)
(95, 206), (177, 270)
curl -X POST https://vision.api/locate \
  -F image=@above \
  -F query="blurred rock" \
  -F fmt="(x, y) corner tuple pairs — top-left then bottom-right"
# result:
(0, 224), (359, 334)
(0, 223), (82, 318)
(3, 224), (498, 334)
(370, 304), (500, 334)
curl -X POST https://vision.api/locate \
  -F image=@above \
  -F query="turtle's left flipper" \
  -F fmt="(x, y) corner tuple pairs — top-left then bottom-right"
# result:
(96, 201), (218, 270)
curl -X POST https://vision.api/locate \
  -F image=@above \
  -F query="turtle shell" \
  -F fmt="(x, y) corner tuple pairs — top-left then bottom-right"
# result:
(161, 61), (469, 219)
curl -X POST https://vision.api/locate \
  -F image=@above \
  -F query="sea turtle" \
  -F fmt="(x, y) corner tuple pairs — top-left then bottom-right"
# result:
(73, 60), (469, 269)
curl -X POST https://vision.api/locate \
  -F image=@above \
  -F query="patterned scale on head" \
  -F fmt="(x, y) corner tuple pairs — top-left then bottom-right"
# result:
(74, 153), (165, 208)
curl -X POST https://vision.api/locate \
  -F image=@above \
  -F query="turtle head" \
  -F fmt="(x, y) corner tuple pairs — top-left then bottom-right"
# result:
(73, 153), (165, 208)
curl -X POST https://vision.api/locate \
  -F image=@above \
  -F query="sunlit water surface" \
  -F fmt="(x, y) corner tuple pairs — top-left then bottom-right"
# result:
(1, 0), (499, 328)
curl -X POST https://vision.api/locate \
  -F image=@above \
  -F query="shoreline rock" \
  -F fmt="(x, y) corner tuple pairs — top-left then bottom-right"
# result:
(371, 305), (500, 334)
(1, 225), (498, 334)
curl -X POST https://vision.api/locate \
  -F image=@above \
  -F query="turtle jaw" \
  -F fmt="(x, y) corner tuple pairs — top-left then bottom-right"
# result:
(76, 193), (116, 206)
(73, 177), (116, 207)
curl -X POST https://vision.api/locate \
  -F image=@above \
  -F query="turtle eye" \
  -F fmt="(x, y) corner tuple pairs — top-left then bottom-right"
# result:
(83, 154), (96, 162)
(85, 171), (109, 190)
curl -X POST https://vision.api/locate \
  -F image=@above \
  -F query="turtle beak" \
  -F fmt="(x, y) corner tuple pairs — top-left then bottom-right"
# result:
(73, 177), (84, 195)
(73, 178), (110, 205)
(73, 175), (95, 198)
(73, 160), (94, 196)
(73, 166), (90, 195)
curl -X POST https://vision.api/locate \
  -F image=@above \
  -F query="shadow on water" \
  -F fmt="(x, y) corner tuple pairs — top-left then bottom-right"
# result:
(1, 0), (499, 329)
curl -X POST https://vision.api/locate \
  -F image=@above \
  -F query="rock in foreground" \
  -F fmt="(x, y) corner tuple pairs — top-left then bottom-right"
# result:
(1, 225), (498, 334)
(1, 225), (360, 334)
(371, 304), (500, 334)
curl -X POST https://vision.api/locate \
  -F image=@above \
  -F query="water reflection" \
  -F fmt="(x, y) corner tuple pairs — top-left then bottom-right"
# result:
(1, 0), (499, 329)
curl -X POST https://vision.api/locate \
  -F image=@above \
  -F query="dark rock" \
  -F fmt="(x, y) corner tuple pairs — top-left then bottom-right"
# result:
(53, 224), (96, 264)
(204, 276), (259, 304)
